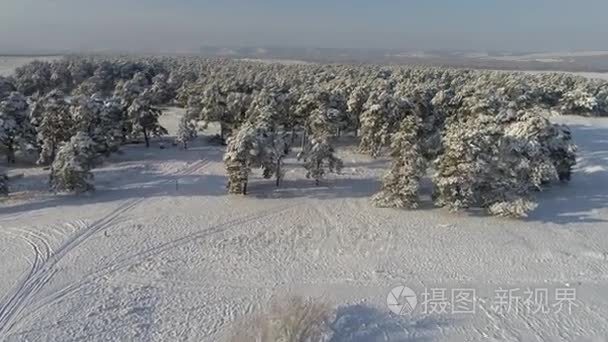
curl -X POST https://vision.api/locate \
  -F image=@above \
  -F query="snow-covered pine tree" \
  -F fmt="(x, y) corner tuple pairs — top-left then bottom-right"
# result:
(200, 84), (231, 142)
(148, 73), (175, 105)
(372, 116), (427, 208)
(175, 113), (198, 149)
(113, 72), (150, 108)
(358, 85), (408, 157)
(73, 76), (106, 97)
(503, 111), (576, 185)
(224, 122), (258, 194)
(71, 94), (125, 156)
(0, 76), (16, 99)
(433, 113), (543, 218)
(560, 87), (599, 116)
(0, 92), (32, 163)
(346, 85), (369, 135)
(127, 95), (167, 148)
(296, 90), (345, 185)
(223, 97), (290, 193)
(34, 90), (74, 165)
(100, 97), (128, 154)
(50, 132), (98, 193)
(297, 137), (343, 186)
(253, 103), (290, 187)
(13, 60), (52, 96)
(50, 60), (74, 92)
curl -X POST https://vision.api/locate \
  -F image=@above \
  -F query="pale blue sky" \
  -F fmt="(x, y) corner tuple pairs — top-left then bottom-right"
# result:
(1, 0), (606, 53)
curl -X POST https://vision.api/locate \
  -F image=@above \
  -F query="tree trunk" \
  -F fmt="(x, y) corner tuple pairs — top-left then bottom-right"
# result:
(220, 123), (225, 144)
(7, 143), (15, 164)
(275, 158), (282, 187)
(144, 129), (150, 148)
(50, 143), (56, 164)
(300, 131), (307, 149)
(243, 181), (248, 195)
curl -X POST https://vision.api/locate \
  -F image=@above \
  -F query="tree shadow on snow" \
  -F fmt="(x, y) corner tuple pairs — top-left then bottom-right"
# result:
(0, 170), (228, 216)
(527, 125), (608, 225)
(0, 139), (229, 216)
(330, 304), (452, 342)
(247, 177), (381, 200)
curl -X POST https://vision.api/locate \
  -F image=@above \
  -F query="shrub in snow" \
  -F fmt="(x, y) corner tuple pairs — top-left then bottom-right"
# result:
(0, 92), (33, 163)
(229, 296), (332, 342)
(50, 132), (98, 193)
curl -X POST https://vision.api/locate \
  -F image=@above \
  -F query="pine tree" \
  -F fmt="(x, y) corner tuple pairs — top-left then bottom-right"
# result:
(127, 96), (167, 148)
(71, 94), (124, 156)
(347, 85), (369, 135)
(358, 87), (408, 157)
(297, 137), (343, 185)
(100, 97), (128, 154)
(113, 72), (150, 107)
(223, 100), (290, 193)
(372, 116), (427, 208)
(13, 60), (52, 96)
(0, 76), (16, 99)
(296, 91), (344, 185)
(224, 123), (258, 194)
(0, 92), (32, 163)
(34, 90), (74, 165)
(175, 113), (198, 149)
(433, 113), (549, 218)
(200, 84), (231, 142)
(148, 73), (175, 105)
(50, 132), (98, 193)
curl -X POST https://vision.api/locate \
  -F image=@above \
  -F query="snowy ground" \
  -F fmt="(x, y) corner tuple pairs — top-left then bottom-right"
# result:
(1, 59), (608, 341)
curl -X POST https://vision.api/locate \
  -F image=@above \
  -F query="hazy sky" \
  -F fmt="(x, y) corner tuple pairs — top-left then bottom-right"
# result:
(1, 0), (607, 53)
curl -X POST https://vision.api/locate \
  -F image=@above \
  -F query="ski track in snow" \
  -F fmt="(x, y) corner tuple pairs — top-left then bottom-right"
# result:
(0, 156), (212, 337)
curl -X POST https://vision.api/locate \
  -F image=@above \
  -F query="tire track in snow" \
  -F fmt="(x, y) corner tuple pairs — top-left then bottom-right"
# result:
(12, 201), (300, 335)
(0, 157), (211, 337)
